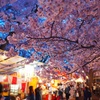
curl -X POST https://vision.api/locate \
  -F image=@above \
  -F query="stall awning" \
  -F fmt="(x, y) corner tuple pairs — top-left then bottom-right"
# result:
(0, 49), (26, 74)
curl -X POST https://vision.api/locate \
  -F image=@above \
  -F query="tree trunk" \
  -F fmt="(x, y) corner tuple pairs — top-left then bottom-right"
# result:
(89, 70), (93, 88)
(86, 69), (93, 90)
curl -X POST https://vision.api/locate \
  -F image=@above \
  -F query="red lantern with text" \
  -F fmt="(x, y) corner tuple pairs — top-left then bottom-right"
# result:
(21, 83), (26, 92)
(12, 77), (17, 84)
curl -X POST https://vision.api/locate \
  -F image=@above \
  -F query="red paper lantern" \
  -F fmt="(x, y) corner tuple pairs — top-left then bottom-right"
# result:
(21, 83), (26, 92)
(12, 77), (17, 84)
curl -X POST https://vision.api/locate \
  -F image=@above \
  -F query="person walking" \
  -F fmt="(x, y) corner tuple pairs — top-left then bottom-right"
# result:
(58, 88), (63, 100)
(35, 84), (42, 100)
(27, 86), (35, 100)
(87, 88), (92, 100)
(84, 87), (88, 100)
(65, 84), (70, 100)
(0, 83), (4, 100)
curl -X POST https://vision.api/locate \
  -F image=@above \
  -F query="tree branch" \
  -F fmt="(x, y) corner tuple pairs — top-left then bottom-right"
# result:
(27, 36), (78, 43)
(50, 21), (55, 37)
(68, 55), (100, 74)
(81, 44), (95, 48)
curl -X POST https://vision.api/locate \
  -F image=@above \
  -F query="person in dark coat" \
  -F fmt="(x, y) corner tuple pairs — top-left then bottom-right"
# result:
(84, 87), (88, 100)
(58, 88), (63, 100)
(0, 83), (3, 94)
(65, 84), (70, 100)
(28, 86), (34, 100)
(5, 96), (11, 100)
(87, 88), (92, 100)
(35, 84), (42, 100)
(0, 83), (4, 100)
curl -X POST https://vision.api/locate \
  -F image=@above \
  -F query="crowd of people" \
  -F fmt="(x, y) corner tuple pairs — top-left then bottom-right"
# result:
(0, 82), (98, 100)
(26, 82), (92, 100)
(0, 83), (42, 100)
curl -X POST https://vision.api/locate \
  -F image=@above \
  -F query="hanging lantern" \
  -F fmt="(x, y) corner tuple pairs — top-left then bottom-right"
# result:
(12, 77), (17, 84)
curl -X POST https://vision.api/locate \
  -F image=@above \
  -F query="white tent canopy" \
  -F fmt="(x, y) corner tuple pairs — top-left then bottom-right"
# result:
(0, 49), (26, 74)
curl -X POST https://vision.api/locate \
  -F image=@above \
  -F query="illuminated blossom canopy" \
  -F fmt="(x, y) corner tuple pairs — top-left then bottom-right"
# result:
(0, 0), (100, 77)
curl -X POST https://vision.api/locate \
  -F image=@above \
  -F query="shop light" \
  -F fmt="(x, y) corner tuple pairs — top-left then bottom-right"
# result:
(86, 76), (89, 79)
(38, 78), (42, 83)
(75, 77), (84, 83)
(47, 83), (51, 87)
(51, 80), (54, 84)
(71, 79), (75, 81)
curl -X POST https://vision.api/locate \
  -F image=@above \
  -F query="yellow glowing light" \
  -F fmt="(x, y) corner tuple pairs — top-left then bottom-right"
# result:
(75, 77), (84, 83)
(38, 79), (42, 83)
(86, 76), (89, 79)
(51, 80), (54, 84)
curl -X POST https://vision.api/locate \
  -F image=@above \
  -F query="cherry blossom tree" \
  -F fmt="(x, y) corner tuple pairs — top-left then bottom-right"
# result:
(0, 0), (100, 78)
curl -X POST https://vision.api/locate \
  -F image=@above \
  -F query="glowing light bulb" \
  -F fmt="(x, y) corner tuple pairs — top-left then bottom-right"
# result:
(86, 76), (89, 79)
